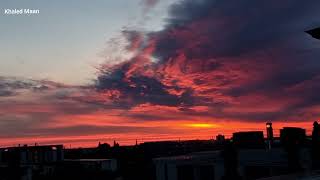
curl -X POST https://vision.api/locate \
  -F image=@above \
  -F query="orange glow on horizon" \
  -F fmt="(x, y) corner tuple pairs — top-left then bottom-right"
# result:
(184, 123), (220, 128)
(0, 109), (316, 148)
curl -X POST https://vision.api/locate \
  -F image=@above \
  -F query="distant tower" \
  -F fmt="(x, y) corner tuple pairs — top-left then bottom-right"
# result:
(266, 122), (273, 140)
(266, 122), (273, 149)
(113, 140), (119, 148)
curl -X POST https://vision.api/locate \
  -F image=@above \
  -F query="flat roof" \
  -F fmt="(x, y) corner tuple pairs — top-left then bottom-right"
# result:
(0, 144), (63, 150)
(153, 148), (288, 163)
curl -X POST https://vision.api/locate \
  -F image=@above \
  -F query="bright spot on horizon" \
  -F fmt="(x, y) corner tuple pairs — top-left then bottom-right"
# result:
(185, 123), (219, 128)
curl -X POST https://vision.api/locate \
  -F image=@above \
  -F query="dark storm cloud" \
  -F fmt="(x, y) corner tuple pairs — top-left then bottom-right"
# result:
(157, 0), (320, 58)
(95, 0), (320, 121)
(159, 0), (320, 121)
(225, 67), (319, 97)
(95, 63), (195, 108)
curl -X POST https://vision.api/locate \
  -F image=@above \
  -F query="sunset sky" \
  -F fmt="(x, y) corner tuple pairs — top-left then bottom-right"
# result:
(1, 0), (320, 147)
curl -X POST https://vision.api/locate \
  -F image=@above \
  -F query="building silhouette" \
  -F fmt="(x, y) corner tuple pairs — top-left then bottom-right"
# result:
(216, 134), (225, 143)
(306, 27), (320, 39)
(154, 122), (320, 180)
(0, 145), (64, 180)
(312, 121), (320, 169)
(2, 121), (320, 180)
(280, 127), (306, 172)
(233, 131), (265, 149)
